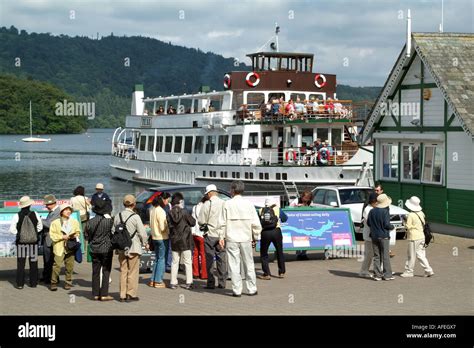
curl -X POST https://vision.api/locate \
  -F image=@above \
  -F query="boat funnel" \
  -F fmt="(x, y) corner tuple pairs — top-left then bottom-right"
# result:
(131, 84), (145, 115)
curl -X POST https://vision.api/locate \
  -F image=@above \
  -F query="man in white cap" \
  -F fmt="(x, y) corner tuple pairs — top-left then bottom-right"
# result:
(40, 194), (61, 285)
(400, 196), (434, 278)
(198, 184), (227, 289)
(367, 193), (395, 281)
(91, 183), (112, 212)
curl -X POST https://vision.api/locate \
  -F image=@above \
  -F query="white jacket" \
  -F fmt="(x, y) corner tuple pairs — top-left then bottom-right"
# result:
(221, 195), (262, 243)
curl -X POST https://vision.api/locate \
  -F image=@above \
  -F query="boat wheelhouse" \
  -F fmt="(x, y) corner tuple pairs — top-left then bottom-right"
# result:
(111, 50), (373, 193)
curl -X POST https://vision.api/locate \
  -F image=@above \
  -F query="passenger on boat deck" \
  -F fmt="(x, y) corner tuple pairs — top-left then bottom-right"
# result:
(156, 106), (164, 115)
(271, 99), (280, 116)
(167, 105), (176, 114)
(285, 99), (296, 120)
(143, 109), (149, 116)
(325, 98), (335, 113)
(295, 97), (305, 116)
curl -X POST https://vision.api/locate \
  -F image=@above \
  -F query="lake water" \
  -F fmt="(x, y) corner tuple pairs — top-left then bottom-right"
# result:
(0, 129), (149, 210)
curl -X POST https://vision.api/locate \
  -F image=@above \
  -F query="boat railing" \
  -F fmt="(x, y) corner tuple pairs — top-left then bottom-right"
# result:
(113, 142), (137, 159)
(236, 100), (353, 124)
(238, 145), (360, 166)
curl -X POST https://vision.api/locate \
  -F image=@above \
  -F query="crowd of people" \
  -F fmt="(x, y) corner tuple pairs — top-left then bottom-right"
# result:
(8, 181), (434, 300)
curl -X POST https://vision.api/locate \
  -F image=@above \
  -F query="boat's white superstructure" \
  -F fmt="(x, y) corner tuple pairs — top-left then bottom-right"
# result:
(110, 50), (373, 192)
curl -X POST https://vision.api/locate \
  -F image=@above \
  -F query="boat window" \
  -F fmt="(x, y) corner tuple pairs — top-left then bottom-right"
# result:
(156, 136), (163, 152)
(309, 94), (324, 101)
(246, 93), (265, 111)
(174, 136), (183, 153)
(290, 93), (306, 102)
(147, 136), (155, 152)
(165, 136), (173, 153)
(317, 128), (329, 144)
(218, 135), (229, 152)
(194, 136), (204, 154)
(302, 129), (313, 147)
(248, 132), (259, 149)
(268, 93), (285, 102)
(381, 143), (398, 179)
(232, 92), (244, 110)
(231, 134), (242, 152)
(184, 136), (193, 154)
(178, 99), (192, 114)
(205, 136), (216, 154)
(139, 136), (146, 151)
(262, 132), (272, 148)
(332, 128), (342, 146)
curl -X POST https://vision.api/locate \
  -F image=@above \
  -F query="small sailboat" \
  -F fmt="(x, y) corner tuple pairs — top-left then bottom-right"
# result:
(22, 101), (51, 142)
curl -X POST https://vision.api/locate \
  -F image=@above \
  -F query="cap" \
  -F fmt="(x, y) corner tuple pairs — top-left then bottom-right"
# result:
(123, 194), (136, 205)
(43, 194), (57, 205)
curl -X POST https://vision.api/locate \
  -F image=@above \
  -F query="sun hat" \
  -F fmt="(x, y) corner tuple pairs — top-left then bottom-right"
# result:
(59, 203), (73, 214)
(405, 196), (422, 212)
(264, 198), (271, 207)
(376, 193), (392, 208)
(19, 196), (34, 209)
(96, 183), (104, 190)
(205, 184), (218, 195)
(43, 194), (57, 205)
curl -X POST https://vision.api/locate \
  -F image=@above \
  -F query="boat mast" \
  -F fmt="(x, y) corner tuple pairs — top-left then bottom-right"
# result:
(29, 100), (33, 137)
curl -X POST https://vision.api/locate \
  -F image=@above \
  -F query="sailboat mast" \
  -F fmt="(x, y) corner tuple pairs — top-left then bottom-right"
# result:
(29, 100), (33, 137)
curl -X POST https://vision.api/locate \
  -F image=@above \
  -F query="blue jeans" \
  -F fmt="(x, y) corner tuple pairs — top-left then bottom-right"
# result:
(166, 240), (172, 271)
(151, 239), (169, 283)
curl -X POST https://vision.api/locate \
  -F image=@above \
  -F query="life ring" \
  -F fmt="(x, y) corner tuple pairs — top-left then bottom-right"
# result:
(246, 72), (260, 87)
(223, 74), (231, 89)
(285, 149), (297, 163)
(317, 147), (330, 165)
(314, 74), (327, 88)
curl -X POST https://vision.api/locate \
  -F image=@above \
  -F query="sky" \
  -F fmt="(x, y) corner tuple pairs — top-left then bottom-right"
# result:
(0, 0), (472, 86)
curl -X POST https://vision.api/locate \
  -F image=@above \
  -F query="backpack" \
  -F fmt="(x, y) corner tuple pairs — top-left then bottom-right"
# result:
(111, 213), (137, 251)
(18, 212), (38, 244)
(260, 206), (278, 230)
(415, 213), (434, 247)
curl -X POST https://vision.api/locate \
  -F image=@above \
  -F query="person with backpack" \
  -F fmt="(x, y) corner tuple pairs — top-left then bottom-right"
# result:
(9, 196), (43, 289)
(49, 203), (81, 291)
(257, 199), (288, 280)
(198, 184), (226, 289)
(40, 194), (60, 285)
(168, 192), (196, 290)
(400, 196), (434, 278)
(84, 199), (114, 300)
(112, 194), (147, 302)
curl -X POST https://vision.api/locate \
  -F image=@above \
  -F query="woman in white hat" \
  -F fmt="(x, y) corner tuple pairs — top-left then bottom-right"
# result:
(9, 196), (43, 289)
(49, 203), (81, 291)
(400, 196), (434, 278)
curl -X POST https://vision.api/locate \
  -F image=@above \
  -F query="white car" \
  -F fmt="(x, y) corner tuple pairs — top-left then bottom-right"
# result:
(311, 186), (408, 237)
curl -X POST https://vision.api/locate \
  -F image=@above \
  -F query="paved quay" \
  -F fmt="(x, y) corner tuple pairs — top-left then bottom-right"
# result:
(0, 234), (472, 315)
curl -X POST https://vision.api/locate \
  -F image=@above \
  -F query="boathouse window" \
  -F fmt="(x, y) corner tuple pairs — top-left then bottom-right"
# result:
(381, 143), (399, 179)
(422, 144), (443, 184)
(147, 136), (155, 152)
(246, 93), (265, 111)
(205, 136), (216, 154)
(231, 134), (243, 151)
(174, 136), (183, 153)
(194, 136), (204, 154)
(184, 136), (193, 154)
(248, 132), (259, 149)
(165, 136), (173, 153)
(262, 132), (272, 148)
(156, 136), (163, 153)
(402, 144), (420, 181)
(139, 136), (146, 151)
(218, 135), (229, 152)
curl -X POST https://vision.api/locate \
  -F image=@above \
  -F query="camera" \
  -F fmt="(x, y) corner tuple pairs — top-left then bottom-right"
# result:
(199, 224), (209, 232)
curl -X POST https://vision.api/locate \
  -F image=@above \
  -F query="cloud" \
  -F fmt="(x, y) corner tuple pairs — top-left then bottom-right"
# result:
(0, 0), (472, 86)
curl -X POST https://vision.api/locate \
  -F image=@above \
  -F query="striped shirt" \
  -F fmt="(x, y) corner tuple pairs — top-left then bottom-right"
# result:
(85, 215), (113, 254)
